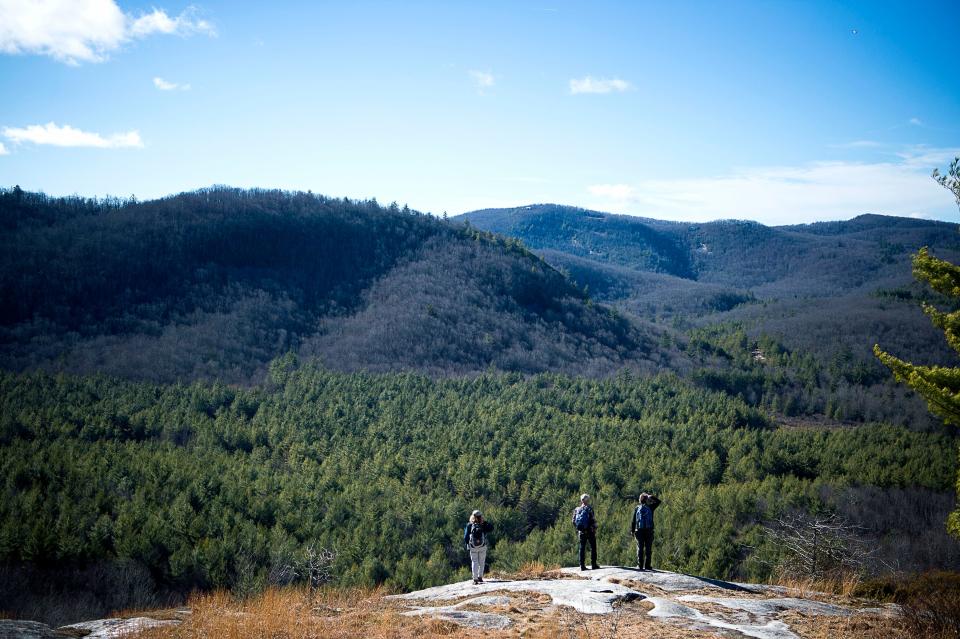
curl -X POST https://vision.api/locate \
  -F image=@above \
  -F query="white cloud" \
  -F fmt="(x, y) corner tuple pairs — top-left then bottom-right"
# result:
(3, 122), (143, 148)
(469, 70), (495, 91)
(585, 147), (960, 225)
(129, 7), (213, 38)
(569, 76), (631, 94)
(0, 141), (8, 155)
(908, 117), (923, 126)
(0, 0), (215, 65)
(153, 76), (189, 91)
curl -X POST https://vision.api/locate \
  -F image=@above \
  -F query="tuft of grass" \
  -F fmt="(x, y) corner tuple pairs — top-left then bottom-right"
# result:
(771, 570), (863, 598)
(497, 561), (565, 581)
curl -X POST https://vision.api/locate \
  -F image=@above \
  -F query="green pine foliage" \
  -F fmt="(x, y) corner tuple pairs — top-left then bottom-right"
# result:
(1, 364), (956, 604)
(874, 158), (960, 538)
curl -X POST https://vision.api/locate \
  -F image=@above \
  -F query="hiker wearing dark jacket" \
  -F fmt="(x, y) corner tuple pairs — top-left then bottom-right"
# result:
(572, 494), (599, 570)
(464, 509), (493, 584)
(631, 493), (662, 570)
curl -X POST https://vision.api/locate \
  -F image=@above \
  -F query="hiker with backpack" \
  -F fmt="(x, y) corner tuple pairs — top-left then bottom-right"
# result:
(464, 509), (493, 585)
(631, 492), (662, 571)
(572, 494), (599, 570)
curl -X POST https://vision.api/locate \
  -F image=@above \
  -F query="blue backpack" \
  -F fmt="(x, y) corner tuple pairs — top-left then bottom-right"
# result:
(635, 505), (653, 529)
(573, 505), (592, 531)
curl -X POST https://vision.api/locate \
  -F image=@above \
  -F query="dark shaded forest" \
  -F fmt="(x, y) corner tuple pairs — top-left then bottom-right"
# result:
(0, 187), (661, 383)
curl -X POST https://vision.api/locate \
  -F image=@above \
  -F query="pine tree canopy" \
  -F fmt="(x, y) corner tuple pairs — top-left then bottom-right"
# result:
(874, 157), (960, 538)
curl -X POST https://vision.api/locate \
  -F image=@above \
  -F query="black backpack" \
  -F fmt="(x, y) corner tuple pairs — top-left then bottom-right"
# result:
(469, 522), (485, 547)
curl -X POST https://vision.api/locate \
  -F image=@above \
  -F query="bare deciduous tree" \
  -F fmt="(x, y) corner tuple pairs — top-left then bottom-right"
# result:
(762, 512), (876, 580)
(268, 545), (336, 597)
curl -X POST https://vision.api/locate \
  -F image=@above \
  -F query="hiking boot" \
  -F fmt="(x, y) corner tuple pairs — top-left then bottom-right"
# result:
(473, 578), (479, 585)
(591, 565), (600, 570)
(477, 578), (484, 583)
(580, 565), (587, 571)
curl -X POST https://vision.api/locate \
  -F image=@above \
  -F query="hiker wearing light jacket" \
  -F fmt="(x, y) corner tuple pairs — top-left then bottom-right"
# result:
(464, 509), (493, 584)
(572, 494), (599, 571)
(631, 492), (662, 570)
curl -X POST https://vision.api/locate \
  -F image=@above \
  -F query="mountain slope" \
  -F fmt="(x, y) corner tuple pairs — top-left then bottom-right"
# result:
(0, 187), (664, 383)
(459, 204), (960, 296)
(459, 204), (960, 429)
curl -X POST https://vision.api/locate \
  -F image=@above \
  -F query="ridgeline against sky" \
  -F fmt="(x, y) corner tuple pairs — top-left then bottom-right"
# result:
(0, 0), (958, 223)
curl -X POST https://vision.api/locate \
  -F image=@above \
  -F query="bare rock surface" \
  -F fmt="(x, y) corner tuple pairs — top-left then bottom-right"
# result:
(679, 594), (855, 617)
(0, 620), (63, 639)
(558, 565), (767, 592)
(0, 615), (182, 639)
(392, 576), (641, 614)
(395, 566), (881, 637)
(58, 617), (179, 638)
(402, 595), (514, 630)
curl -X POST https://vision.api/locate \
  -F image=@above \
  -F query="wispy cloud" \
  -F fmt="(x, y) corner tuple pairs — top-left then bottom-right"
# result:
(469, 70), (495, 92)
(3, 122), (143, 148)
(569, 76), (631, 94)
(0, 142), (8, 155)
(129, 7), (214, 38)
(585, 147), (960, 224)
(0, 0), (215, 65)
(153, 76), (190, 91)
(909, 117), (923, 126)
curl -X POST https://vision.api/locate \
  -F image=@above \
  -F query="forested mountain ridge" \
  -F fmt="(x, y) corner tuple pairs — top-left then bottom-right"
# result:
(459, 204), (960, 294)
(0, 187), (665, 383)
(459, 203), (960, 429)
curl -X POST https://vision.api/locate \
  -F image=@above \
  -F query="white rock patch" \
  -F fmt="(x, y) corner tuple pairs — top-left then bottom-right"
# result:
(679, 594), (854, 617)
(646, 596), (799, 639)
(559, 566), (764, 593)
(59, 617), (180, 637)
(392, 576), (642, 614)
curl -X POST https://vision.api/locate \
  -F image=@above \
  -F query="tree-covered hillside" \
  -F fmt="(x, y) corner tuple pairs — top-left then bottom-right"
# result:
(0, 187), (664, 383)
(460, 204), (960, 429)
(1, 365), (957, 624)
(460, 205), (960, 295)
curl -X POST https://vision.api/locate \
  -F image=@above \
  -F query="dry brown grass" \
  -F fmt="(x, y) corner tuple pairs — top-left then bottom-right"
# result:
(130, 586), (506, 639)
(782, 609), (907, 639)
(495, 561), (566, 581)
(771, 570), (863, 599)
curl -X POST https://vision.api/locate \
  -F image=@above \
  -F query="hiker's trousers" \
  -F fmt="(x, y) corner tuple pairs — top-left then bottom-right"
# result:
(635, 528), (654, 569)
(469, 545), (487, 580)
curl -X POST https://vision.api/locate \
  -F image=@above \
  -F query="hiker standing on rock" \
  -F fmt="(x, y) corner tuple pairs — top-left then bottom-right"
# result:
(573, 494), (599, 571)
(631, 492), (662, 571)
(464, 509), (493, 585)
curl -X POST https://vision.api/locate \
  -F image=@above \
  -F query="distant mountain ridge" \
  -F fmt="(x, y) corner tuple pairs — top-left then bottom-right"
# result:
(458, 203), (960, 296)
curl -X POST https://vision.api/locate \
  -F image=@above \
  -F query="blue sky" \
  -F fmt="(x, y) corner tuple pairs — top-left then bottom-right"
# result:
(1, 0), (958, 224)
